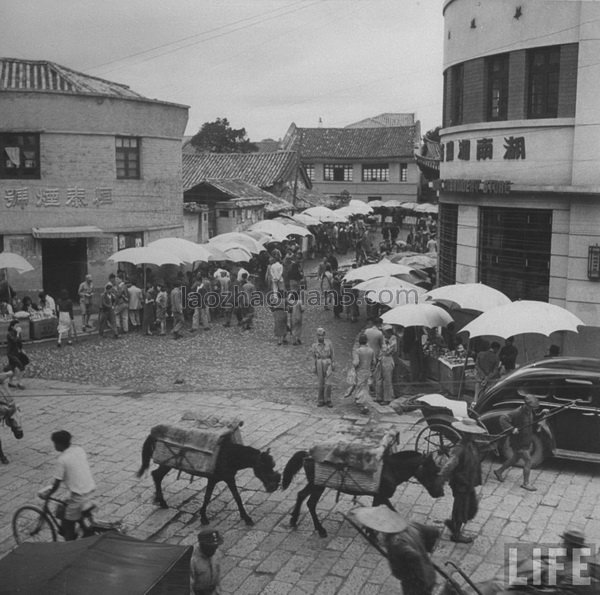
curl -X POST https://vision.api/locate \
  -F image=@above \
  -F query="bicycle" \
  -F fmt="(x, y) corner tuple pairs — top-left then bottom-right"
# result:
(12, 491), (124, 544)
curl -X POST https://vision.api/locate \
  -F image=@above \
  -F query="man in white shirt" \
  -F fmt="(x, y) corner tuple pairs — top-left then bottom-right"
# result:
(42, 430), (96, 540)
(269, 259), (284, 293)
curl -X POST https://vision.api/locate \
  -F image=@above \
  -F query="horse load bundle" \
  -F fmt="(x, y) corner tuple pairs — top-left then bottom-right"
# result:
(310, 429), (397, 494)
(150, 412), (243, 476)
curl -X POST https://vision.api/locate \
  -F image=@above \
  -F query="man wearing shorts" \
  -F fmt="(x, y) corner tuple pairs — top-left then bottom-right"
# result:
(41, 430), (96, 540)
(494, 393), (542, 491)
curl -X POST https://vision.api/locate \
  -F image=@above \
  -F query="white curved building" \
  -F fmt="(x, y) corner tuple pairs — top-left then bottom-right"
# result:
(439, 0), (600, 354)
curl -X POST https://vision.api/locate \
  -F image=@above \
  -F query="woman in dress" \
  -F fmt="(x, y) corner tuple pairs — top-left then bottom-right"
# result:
(353, 333), (375, 414)
(270, 291), (288, 345)
(142, 283), (156, 336)
(154, 284), (168, 335)
(6, 320), (28, 389)
(56, 289), (76, 347)
(376, 325), (397, 405)
(287, 291), (304, 345)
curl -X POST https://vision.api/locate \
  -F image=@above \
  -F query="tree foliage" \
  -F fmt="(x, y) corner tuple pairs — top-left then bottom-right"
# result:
(190, 117), (258, 153)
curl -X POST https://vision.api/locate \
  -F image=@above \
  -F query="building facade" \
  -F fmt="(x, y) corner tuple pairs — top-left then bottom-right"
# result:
(0, 58), (188, 299)
(282, 119), (422, 205)
(439, 0), (600, 355)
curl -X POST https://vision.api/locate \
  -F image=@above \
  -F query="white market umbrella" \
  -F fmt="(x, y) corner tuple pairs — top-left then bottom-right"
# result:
(343, 262), (417, 283)
(384, 199), (403, 208)
(304, 206), (348, 223)
(355, 276), (425, 307)
(347, 199), (372, 214)
(147, 237), (214, 264)
(393, 253), (437, 269)
(414, 203), (438, 214)
(0, 252), (34, 274)
(460, 300), (585, 339)
(382, 303), (454, 328)
(209, 232), (265, 254)
(204, 244), (230, 261)
(243, 230), (272, 244)
(248, 221), (289, 242)
(292, 213), (320, 226)
(108, 247), (184, 267)
(222, 246), (253, 262)
(424, 283), (510, 313)
(400, 202), (418, 210)
(367, 200), (384, 208)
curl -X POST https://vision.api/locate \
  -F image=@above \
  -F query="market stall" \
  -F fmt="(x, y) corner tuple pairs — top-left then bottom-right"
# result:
(423, 346), (475, 397)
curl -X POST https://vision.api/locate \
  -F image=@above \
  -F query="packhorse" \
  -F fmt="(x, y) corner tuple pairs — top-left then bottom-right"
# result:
(0, 400), (23, 464)
(137, 433), (281, 526)
(281, 450), (444, 537)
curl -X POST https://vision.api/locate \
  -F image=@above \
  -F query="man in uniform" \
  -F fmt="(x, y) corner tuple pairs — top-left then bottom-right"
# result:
(310, 327), (335, 408)
(494, 392), (543, 491)
(440, 418), (485, 543)
(190, 528), (223, 595)
(352, 506), (440, 595)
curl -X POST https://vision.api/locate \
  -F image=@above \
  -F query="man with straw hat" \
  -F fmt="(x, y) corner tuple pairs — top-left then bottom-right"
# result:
(440, 418), (485, 543)
(351, 506), (440, 595)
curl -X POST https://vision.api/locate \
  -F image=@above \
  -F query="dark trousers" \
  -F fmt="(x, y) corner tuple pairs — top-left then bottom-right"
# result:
(98, 308), (117, 337)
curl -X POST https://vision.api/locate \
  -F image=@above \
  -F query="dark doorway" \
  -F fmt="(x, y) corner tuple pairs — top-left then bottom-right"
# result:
(42, 238), (87, 300)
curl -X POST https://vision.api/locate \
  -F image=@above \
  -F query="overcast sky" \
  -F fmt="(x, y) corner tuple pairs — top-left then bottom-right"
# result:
(2, 0), (444, 141)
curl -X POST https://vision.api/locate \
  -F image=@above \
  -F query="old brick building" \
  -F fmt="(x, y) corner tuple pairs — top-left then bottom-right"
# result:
(0, 58), (188, 298)
(439, 0), (600, 356)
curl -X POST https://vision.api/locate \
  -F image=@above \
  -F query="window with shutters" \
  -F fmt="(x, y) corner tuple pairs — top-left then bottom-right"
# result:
(487, 53), (509, 121)
(362, 164), (389, 182)
(528, 46), (560, 119)
(116, 136), (140, 179)
(479, 207), (552, 301)
(324, 164), (352, 181)
(0, 133), (40, 179)
(438, 204), (458, 286)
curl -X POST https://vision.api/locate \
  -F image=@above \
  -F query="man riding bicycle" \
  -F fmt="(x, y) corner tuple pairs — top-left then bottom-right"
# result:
(40, 430), (96, 540)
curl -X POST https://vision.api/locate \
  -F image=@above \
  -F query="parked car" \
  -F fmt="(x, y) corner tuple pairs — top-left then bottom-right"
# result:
(473, 357), (600, 467)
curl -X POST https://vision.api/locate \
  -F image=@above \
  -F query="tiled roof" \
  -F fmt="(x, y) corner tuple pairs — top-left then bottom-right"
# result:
(182, 151), (305, 190)
(188, 179), (291, 213)
(282, 124), (418, 159)
(0, 58), (144, 99)
(345, 113), (415, 128)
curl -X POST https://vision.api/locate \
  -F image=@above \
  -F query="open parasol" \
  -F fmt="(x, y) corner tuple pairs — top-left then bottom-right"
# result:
(423, 283), (511, 313)
(147, 238), (216, 264)
(108, 247), (184, 267)
(394, 253), (437, 269)
(460, 300), (585, 339)
(0, 252), (34, 274)
(343, 262), (417, 283)
(354, 276), (424, 307)
(381, 303), (454, 328)
(292, 212), (320, 226)
(209, 232), (265, 254)
(303, 206), (348, 223)
(221, 245), (252, 262)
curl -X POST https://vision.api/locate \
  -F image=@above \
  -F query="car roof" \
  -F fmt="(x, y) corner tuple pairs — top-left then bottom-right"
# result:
(526, 357), (600, 372)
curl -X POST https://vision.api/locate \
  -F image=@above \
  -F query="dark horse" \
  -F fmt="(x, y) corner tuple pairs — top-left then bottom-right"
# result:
(281, 450), (444, 537)
(0, 401), (23, 464)
(137, 434), (281, 526)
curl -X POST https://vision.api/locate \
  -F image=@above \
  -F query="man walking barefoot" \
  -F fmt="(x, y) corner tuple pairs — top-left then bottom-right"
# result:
(494, 392), (543, 491)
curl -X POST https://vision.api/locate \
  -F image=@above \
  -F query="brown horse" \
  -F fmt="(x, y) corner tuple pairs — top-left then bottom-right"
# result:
(281, 450), (444, 537)
(137, 433), (281, 526)
(0, 402), (23, 464)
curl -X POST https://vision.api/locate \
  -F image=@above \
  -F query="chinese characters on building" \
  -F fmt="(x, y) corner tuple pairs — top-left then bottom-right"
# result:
(444, 136), (526, 162)
(5, 187), (113, 209)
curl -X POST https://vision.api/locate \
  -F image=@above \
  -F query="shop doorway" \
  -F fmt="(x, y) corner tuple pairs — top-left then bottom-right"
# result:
(42, 238), (87, 300)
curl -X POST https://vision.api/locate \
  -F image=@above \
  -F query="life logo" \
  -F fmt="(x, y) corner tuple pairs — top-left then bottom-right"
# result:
(504, 543), (597, 588)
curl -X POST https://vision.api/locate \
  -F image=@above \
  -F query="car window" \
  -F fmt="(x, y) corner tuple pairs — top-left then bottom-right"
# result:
(518, 379), (552, 397)
(552, 378), (594, 403)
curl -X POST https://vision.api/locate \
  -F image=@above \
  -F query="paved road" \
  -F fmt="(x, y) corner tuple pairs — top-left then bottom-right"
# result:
(1, 377), (598, 594)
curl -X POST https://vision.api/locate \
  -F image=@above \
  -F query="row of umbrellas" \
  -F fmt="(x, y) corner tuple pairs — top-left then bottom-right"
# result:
(108, 218), (315, 266)
(341, 259), (584, 339)
(300, 201), (438, 225)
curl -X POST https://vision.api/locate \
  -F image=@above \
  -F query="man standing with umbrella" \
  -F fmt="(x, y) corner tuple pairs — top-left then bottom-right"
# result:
(440, 419), (485, 543)
(494, 392), (543, 491)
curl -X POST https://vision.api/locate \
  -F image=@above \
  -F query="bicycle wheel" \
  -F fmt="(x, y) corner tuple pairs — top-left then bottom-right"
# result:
(13, 506), (57, 544)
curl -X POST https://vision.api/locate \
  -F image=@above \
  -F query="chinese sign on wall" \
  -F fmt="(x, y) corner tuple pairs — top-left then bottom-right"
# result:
(4, 187), (114, 209)
(444, 136), (526, 162)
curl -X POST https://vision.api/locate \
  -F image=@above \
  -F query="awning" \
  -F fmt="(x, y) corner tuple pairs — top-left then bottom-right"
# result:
(32, 226), (106, 239)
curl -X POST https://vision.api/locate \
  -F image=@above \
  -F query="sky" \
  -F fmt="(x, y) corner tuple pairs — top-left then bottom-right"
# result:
(1, 0), (444, 141)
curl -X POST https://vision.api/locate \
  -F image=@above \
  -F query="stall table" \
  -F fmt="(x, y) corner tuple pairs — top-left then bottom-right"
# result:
(424, 353), (474, 398)
(30, 317), (58, 340)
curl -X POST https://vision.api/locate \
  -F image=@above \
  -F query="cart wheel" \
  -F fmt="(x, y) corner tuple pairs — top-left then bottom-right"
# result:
(415, 424), (461, 466)
(12, 506), (57, 544)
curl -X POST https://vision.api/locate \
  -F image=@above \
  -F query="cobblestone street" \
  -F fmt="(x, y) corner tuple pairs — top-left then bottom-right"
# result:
(1, 319), (599, 593)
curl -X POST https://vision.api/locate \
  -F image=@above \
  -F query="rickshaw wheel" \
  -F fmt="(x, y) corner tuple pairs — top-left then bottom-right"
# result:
(415, 424), (461, 466)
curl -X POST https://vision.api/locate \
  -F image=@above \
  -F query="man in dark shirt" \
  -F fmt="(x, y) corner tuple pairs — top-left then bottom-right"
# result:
(499, 336), (518, 372)
(494, 393), (542, 491)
